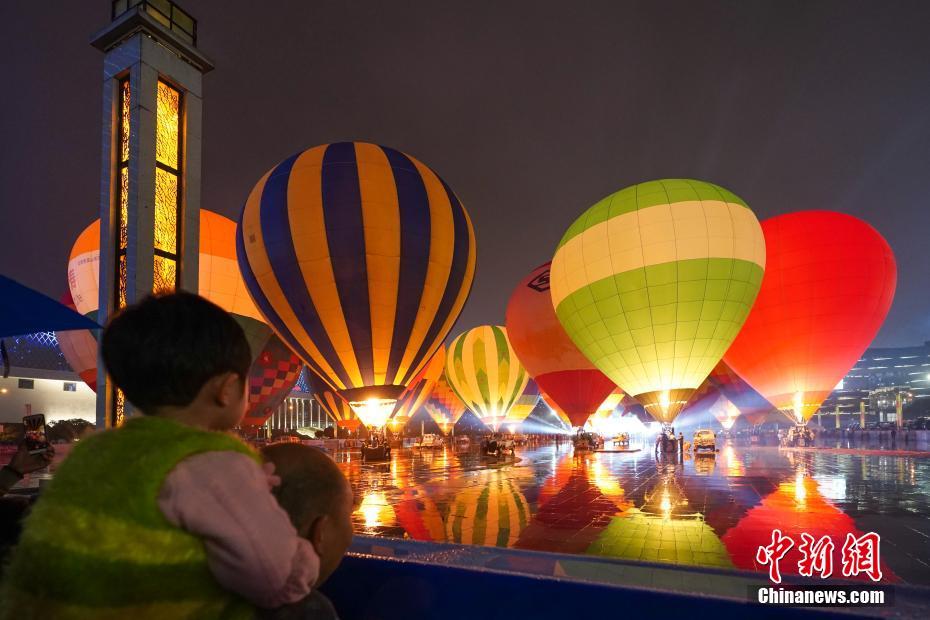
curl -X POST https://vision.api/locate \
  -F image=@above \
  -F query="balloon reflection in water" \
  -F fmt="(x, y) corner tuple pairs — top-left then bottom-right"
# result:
(394, 487), (445, 542)
(721, 472), (898, 582)
(587, 469), (733, 568)
(446, 470), (532, 547)
(355, 491), (396, 531)
(514, 454), (630, 554)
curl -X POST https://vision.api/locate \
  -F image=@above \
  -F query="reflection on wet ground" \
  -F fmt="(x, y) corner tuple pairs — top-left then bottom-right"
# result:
(335, 441), (930, 585)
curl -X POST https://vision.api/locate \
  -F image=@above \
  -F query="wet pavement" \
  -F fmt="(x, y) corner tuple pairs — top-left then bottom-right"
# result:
(335, 440), (930, 586)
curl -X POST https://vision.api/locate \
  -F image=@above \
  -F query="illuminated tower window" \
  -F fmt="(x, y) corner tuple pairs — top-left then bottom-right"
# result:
(116, 77), (130, 310)
(154, 80), (182, 293)
(114, 77), (131, 427)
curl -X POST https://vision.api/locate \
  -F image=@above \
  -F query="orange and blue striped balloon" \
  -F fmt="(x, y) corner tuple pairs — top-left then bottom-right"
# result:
(238, 142), (477, 406)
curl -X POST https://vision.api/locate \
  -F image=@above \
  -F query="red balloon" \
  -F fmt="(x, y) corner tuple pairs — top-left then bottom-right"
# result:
(506, 262), (616, 427)
(723, 212), (896, 423)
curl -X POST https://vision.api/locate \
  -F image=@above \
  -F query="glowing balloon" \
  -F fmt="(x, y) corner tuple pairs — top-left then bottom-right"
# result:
(304, 368), (361, 430)
(540, 390), (574, 429)
(708, 395), (740, 431)
(551, 179), (766, 425)
(239, 333), (304, 428)
(65, 211), (300, 424)
(67, 221), (100, 318)
(587, 388), (625, 435)
(56, 291), (98, 391)
(506, 261), (617, 428)
(237, 141), (477, 425)
(424, 372), (467, 434)
(445, 325), (529, 431)
(704, 361), (775, 426)
(723, 212), (896, 424)
(389, 346), (445, 432)
(503, 379), (541, 431)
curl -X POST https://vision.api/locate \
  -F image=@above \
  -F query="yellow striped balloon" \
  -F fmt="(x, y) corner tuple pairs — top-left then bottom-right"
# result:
(445, 325), (529, 432)
(446, 470), (531, 547)
(238, 142), (476, 420)
(503, 379), (540, 430)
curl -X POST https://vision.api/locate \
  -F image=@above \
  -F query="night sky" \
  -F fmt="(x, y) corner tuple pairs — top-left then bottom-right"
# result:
(1, 1), (928, 347)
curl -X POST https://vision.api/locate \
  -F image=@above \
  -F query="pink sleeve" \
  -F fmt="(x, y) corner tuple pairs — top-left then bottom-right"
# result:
(157, 451), (320, 609)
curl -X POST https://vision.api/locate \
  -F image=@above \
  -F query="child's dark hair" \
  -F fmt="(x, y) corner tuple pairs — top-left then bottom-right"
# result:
(101, 292), (251, 413)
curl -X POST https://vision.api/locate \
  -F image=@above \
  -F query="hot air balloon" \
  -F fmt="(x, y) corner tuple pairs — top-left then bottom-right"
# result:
(424, 372), (467, 434)
(587, 389), (625, 436)
(707, 395), (740, 431)
(723, 212), (896, 425)
(389, 346), (445, 433)
(502, 379), (540, 433)
(551, 179), (766, 427)
(56, 291), (99, 391)
(237, 142), (477, 426)
(506, 262), (617, 428)
(66, 211), (302, 424)
(704, 361), (776, 426)
(539, 390), (574, 430)
(445, 326), (529, 432)
(302, 367), (361, 431)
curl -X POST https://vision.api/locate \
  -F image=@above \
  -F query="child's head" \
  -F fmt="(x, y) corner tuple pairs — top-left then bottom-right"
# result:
(101, 292), (251, 429)
(261, 443), (354, 585)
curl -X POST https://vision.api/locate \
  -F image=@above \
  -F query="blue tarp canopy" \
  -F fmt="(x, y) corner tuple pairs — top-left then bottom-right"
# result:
(0, 274), (101, 338)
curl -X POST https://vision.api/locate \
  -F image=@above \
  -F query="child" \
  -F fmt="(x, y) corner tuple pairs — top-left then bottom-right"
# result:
(0, 292), (319, 619)
(259, 443), (355, 619)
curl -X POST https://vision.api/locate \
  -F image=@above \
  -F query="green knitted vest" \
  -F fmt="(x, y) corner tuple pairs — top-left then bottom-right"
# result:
(0, 415), (259, 619)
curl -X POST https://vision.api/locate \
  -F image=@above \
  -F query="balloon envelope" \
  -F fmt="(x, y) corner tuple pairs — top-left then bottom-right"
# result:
(503, 378), (541, 429)
(390, 346), (446, 431)
(304, 368), (360, 430)
(56, 291), (98, 391)
(506, 262), (616, 428)
(424, 372), (467, 433)
(551, 179), (766, 425)
(237, 141), (477, 422)
(445, 325), (529, 431)
(723, 211), (896, 424)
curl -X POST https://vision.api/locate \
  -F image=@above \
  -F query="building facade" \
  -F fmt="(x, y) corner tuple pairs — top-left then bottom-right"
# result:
(819, 341), (930, 425)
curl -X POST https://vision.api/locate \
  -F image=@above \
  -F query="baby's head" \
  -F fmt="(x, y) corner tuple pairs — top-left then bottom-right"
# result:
(101, 292), (251, 430)
(261, 443), (354, 585)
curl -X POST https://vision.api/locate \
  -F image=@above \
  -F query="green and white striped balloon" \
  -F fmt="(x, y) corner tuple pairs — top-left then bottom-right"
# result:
(445, 325), (529, 431)
(550, 179), (766, 425)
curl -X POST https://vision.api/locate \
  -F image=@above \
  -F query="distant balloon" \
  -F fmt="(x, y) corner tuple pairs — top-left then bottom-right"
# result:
(424, 372), (467, 434)
(237, 141), (477, 425)
(704, 361), (776, 426)
(445, 326), (529, 431)
(723, 212), (896, 424)
(304, 368), (361, 431)
(503, 379), (541, 431)
(56, 291), (98, 391)
(551, 179), (766, 425)
(587, 388), (625, 435)
(390, 346), (446, 432)
(506, 262), (617, 428)
(708, 395), (740, 431)
(65, 211), (301, 423)
(539, 390), (573, 430)
(239, 333), (304, 428)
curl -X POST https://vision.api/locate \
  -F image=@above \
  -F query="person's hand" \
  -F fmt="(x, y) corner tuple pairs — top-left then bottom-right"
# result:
(261, 461), (281, 490)
(8, 442), (54, 475)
